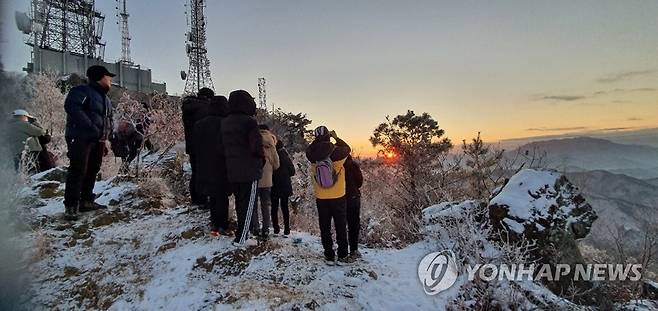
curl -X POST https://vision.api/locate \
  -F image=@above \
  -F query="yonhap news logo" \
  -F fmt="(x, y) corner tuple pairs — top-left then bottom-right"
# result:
(417, 250), (459, 295)
(418, 250), (644, 296)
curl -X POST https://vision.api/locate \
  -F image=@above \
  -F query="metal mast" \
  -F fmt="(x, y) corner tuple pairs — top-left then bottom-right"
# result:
(258, 77), (267, 111)
(115, 0), (131, 64)
(183, 0), (213, 94)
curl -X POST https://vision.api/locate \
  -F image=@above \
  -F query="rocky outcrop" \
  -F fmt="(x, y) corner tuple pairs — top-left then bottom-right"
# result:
(31, 166), (68, 183)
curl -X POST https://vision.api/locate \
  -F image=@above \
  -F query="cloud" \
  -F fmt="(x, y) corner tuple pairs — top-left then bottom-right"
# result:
(526, 126), (588, 132)
(627, 117), (643, 121)
(599, 127), (636, 131)
(612, 100), (631, 103)
(597, 70), (656, 83)
(594, 88), (656, 96)
(540, 95), (586, 101)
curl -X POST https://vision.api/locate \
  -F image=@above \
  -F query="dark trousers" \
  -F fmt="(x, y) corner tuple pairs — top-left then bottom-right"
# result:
(317, 197), (348, 260)
(209, 192), (229, 231)
(271, 194), (290, 233)
(346, 195), (361, 253)
(232, 181), (256, 242)
(64, 138), (103, 207)
(188, 153), (206, 204)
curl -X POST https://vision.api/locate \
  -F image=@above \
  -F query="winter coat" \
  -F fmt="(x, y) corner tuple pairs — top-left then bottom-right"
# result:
(64, 82), (113, 141)
(272, 146), (296, 197)
(181, 95), (210, 155)
(305, 137), (351, 200)
(194, 97), (230, 196)
(344, 155), (363, 199)
(110, 121), (143, 161)
(258, 129), (280, 188)
(7, 118), (46, 156)
(221, 91), (264, 183)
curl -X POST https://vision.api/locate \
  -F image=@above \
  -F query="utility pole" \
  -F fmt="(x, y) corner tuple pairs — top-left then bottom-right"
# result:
(183, 0), (213, 94)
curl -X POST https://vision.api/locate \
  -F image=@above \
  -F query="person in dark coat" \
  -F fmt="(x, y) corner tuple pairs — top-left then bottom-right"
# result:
(344, 155), (363, 258)
(110, 120), (144, 173)
(221, 90), (264, 245)
(305, 126), (351, 265)
(193, 96), (231, 236)
(182, 87), (213, 205)
(271, 138), (295, 236)
(63, 65), (115, 220)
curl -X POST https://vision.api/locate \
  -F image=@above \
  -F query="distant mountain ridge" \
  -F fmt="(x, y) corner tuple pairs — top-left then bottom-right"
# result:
(508, 137), (658, 179)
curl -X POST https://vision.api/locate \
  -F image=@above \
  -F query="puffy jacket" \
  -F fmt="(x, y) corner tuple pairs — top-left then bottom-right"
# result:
(7, 118), (46, 156)
(194, 96), (229, 196)
(64, 82), (113, 141)
(181, 95), (210, 154)
(272, 145), (296, 197)
(344, 155), (364, 198)
(305, 136), (351, 199)
(258, 129), (280, 188)
(221, 91), (264, 183)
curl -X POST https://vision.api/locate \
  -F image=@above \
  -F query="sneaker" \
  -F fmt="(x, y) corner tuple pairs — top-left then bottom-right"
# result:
(231, 240), (244, 247)
(209, 230), (220, 237)
(325, 258), (336, 266)
(284, 228), (290, 236)
(337, 256), (354, 266)
(349, 250), (362, 259)
(64, 205), (79, 221)
(78, 201), (107, 213)
(218, 228), (233, 236)
(273, 228), (280, 236)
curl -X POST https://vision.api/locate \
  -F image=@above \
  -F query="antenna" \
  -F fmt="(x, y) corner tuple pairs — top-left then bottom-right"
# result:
(115, 0), (132, 64)
(258, 77), (267, 111)
(183, 0), (214, 94)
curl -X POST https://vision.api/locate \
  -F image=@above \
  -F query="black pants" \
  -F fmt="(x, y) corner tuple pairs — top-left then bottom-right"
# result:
(209, 191), (229, 231)
(346, 195), (361, 253)
(271, 194), (290, 233)
(317, 197), (348, 260)
(232, 181), (256, 242)
(64, 138), (103, 207)
(188, 153), (206, 205)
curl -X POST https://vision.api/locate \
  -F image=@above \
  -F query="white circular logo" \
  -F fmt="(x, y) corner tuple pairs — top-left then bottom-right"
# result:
(417, 250), (459, 295)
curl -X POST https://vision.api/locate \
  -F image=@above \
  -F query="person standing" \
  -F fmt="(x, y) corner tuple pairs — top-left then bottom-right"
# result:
(63, 65), (115, 221)
(221, 90), (264, 246)
(193, 96), (232, 236)
(305, 126), (351, 265)
(344, 155), (363, 259)
(250, 125), (279, 239)
(7, 109), (46, 172)
(182, 87), (213, 206)
(271, 138), (295, 237)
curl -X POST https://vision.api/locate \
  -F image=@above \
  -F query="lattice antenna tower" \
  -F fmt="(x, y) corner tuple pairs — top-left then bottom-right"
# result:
(28, 0), (106, 59)
(258, 77), (267, 111)
(115, 0), (132, 63)
(183, 0), (214, 94)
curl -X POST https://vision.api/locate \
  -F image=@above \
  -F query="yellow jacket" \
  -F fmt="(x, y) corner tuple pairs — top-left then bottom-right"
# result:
(305, 137), (351, 200)
(311, 158), (347, 199)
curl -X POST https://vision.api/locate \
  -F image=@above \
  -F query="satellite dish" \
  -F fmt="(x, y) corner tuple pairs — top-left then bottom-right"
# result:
(15, 11), (32, 34)
(180, 71), (187, 80)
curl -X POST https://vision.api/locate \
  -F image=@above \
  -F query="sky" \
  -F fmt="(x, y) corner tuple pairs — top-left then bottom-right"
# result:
(2, 0), (658, 156)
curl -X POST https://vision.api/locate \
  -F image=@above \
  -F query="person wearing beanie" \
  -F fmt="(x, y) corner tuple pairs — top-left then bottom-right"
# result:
(193, 96), (232, 236)
(221, 90), (265, 245)
(63, 65), (115, 221)
(182, 87), (213, 206)
(305, 126), (351, 265)
(271, 138), (295, 237)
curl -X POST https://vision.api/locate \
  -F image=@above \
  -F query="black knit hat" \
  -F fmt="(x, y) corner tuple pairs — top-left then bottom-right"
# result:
(86, 65), (115, 82)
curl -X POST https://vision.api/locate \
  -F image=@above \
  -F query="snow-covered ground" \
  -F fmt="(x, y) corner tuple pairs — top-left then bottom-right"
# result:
(21, 180), (457, 310)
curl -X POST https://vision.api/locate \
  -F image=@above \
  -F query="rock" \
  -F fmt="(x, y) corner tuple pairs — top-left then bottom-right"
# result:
(31, 166), (68, 183)
(487, 169), (599, 303)
(644, 281), (658, 300)
(91, 210), (130, 228)
(63, 266), (81, 277)
(488, 169), (597, 243)
(180, 227), (204, 240)
(32, 181), (64, 199)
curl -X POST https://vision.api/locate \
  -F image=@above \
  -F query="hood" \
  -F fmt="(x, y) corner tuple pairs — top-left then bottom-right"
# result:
(260, 129), (277, 148)
(306, 139), (335, 162)
(228, 90), (256, 116)
(208, 96), (228, 117)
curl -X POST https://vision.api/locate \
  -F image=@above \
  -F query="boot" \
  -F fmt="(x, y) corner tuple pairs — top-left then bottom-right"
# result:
(64, 205), (79, 221)
(79, 200), (107, 213)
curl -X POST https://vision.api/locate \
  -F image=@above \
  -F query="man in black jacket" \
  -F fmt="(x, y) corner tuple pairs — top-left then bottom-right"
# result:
(194, 96), (231, 236)
(182, 87), (213, 205)
(221, 90), (264, 245)
(344, 155), (364, 259)
(63, 65), (115, 221)
(271, 138), (296, 236)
